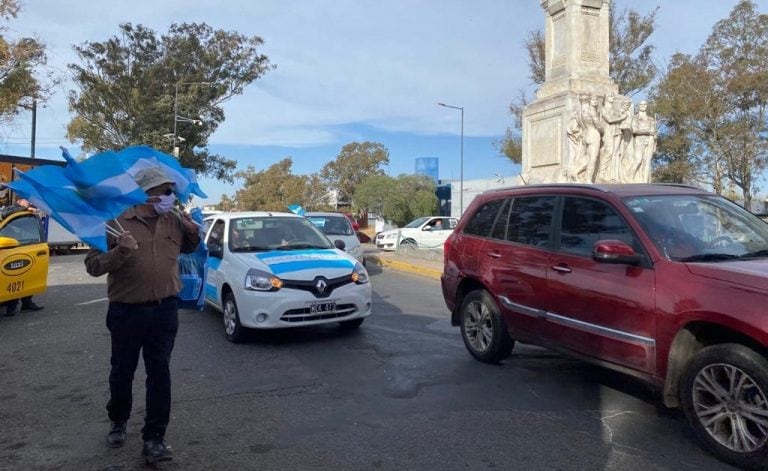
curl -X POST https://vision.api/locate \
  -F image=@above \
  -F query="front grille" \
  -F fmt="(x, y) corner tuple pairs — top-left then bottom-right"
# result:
(281, 303), (358, 323)
(282, 275), (353, 299)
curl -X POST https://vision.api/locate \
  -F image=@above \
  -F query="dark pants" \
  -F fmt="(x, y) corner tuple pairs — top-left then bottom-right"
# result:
(105, 297), (179, 441)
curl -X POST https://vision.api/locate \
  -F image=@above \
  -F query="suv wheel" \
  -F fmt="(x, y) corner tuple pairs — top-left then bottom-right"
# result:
(680, 343), (768, 469)
(459, 289), (513, 363)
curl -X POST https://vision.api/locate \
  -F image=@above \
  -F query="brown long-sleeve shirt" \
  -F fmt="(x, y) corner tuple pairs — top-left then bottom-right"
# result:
(84, 208), (201, 303)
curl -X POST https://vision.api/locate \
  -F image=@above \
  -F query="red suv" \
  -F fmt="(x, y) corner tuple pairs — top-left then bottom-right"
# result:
(442, 184), (768, 469)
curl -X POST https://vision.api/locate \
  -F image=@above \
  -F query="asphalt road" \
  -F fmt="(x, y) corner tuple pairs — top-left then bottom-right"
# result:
(0, 254), (736, 471)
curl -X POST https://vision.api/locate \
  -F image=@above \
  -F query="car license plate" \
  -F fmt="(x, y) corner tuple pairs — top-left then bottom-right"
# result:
(310, 301), (336, 314)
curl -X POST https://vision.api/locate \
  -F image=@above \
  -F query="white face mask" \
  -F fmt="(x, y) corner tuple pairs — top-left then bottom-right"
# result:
(151, 193), (176, 214)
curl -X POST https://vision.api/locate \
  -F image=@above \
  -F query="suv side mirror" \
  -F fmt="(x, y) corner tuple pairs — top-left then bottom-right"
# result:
(334, 239), (346, 250)
(593, 240), (641, 265)
(422, 225), (432, 231)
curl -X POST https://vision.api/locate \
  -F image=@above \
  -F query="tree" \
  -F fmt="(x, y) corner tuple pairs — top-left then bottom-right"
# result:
(67, 22), (275, 181)
(499, 4), (658, 163)
(234, 158), (307, 211)
(354, 173), (437, 227)
(652, 1), (768, 208)
(319, 141), (389, 206)
(0, 0), (56, 125)
(302, 174), (333, 212)
(651, 54), (728, 191)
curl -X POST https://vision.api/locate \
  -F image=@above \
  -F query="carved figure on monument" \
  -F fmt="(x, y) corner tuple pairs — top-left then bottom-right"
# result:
(598, 93), (623, 183)
(617, 99), (634, 173)
(627, 100), (656, 183)
(564, 96), (585, 182)
(566, 94), (603, 183)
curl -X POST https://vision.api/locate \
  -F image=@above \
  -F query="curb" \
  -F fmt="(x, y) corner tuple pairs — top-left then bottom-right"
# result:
(365, 254), (442, 280)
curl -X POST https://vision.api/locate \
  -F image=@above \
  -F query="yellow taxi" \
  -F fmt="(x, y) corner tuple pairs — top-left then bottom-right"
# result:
(0, 208), (49, 303)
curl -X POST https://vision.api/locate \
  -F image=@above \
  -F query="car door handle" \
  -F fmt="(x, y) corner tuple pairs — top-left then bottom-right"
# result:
(551, 264), (572, 273)
(486, 251), (502, 259)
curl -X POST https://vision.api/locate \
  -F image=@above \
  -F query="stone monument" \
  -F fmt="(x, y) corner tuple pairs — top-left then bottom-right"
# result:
(520, 0), (655, 184)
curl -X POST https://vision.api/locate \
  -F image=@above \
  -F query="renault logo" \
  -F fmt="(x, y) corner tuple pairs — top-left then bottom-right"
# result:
(315, 278), (327, 294)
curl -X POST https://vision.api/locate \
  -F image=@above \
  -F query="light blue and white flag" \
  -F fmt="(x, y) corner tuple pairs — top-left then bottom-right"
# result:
(61, 147), (149, 211)
(287, 204), (305, 216)
(6, 169), (115, 251)
(116, 146), (208, 202)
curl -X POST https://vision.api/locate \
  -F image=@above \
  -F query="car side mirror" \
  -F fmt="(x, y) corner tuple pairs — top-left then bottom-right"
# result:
(334, 239), (346, 250)
(422, 226), (432, 231)
(0, 236), (19, 249)
(593, 240), (641, 265)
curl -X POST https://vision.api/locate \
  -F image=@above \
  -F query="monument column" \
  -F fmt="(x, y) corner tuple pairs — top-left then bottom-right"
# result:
(520, 0), (650, 184)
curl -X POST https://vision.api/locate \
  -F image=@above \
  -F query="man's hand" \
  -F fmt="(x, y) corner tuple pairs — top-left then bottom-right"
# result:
(178, 211), (199, 233)
(117, 232), (139, 251)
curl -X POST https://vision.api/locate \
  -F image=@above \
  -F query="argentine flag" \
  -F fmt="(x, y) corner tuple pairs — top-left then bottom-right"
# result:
(61, 147), (149, 211)
(116, 146), (208, 203)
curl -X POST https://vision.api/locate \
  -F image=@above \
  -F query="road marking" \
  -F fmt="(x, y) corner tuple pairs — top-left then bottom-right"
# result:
(77, 297), (108, 305)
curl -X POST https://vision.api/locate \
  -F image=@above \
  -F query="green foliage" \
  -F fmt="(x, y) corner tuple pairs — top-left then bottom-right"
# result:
(67, 22), (275, 181)
(652, 1), (768, 208)
(0, 0), (57, 124)
(319, 141), (389, 205)
(354, 173), (437, 227)
(234, 158), (308, 211)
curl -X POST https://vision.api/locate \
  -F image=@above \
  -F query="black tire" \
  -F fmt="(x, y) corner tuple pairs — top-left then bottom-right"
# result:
(459, 290), (513, 363)
(680, 343), (768, 470)
(339, 318), (364, 330)
(222, 292), (247, 343)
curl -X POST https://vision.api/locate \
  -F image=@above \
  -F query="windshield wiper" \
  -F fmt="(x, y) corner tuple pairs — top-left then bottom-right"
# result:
(276, 243), (328, 250)
(678, 253), (740, 262)
(739, 249), (768, 259)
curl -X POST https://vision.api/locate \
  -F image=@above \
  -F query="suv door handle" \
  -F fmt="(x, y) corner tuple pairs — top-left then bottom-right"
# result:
(551, 264), (572, 273)
(486, 251), (502, 259)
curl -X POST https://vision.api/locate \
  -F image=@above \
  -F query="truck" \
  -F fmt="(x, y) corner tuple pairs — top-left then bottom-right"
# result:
(0, 154), (83, 253)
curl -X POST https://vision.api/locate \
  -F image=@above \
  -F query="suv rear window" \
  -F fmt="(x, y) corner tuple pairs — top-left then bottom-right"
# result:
(463, 199), (505, 237)
(506, 196), (556, 247)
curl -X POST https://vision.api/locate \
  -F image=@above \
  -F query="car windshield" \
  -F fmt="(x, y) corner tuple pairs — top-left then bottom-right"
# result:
(228, 216), (334, 252)
(306, 215), (354, 236)
(404, 217), (430, 229)
(624, 194), (768, 261)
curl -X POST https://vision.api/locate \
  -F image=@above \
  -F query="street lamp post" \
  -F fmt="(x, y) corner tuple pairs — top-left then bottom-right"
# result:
(173, 81), (210, 157)
(438, 102), (464, 217)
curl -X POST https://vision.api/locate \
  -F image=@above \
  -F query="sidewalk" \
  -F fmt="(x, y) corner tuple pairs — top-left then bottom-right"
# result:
(363, 244), (442, 280)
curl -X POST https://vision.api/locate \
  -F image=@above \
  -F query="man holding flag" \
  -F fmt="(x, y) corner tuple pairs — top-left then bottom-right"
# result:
(84, 167), (200, 465)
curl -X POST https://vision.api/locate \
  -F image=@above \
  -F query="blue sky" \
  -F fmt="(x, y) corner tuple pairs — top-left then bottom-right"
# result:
(2, 0), (766, 204)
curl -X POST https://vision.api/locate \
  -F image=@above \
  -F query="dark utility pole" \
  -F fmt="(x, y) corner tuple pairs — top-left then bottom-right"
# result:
(30, 99), (37, 158)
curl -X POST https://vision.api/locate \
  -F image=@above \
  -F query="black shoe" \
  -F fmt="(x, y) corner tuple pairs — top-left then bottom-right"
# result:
(4, 304), (20, 317)
(21, 301), (43, 311)
(106, 421), (127, 448)
(143, 438), (173, 464)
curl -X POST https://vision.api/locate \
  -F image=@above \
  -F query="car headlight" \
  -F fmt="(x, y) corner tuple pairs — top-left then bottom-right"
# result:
(347, 245), (361, 256)
(384, 233), (395, 239)
(244, 269), (283, 291)
(351, 262), (369, 284)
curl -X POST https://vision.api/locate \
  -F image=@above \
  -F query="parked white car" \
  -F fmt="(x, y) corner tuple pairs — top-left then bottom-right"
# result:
(375, 216), (458, 251)
(304, 211), (365, 265)
(202, 212), (372, 342)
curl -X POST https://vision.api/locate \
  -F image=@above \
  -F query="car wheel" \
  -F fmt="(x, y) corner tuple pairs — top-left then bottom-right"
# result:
(223, 292), (247, 343)
(680, 343), (768, 469)
(400, 238), (417, 249)
(459, 290), (513, 363)
(339, 318), (364, 330)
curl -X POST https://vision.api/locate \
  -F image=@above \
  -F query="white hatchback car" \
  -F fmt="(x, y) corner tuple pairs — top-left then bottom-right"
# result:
(203, 212), (372, 342)
(375, 216), (458, 251)
(304, 211), (365, 265)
